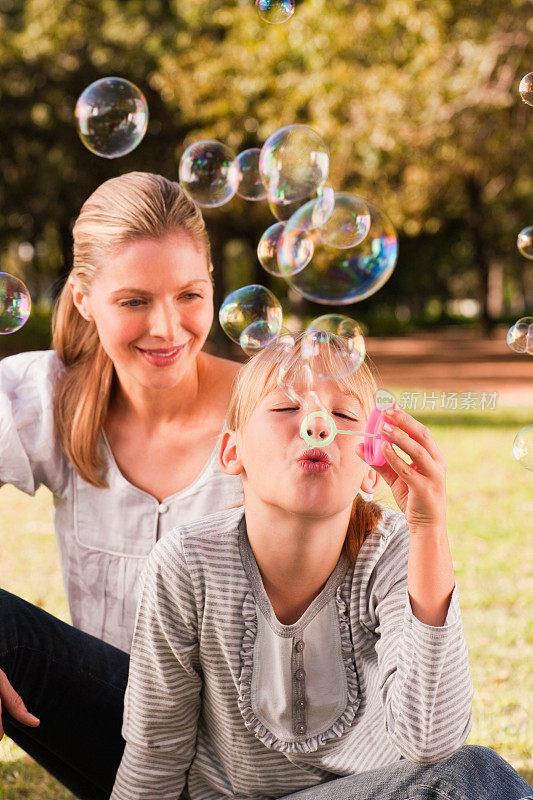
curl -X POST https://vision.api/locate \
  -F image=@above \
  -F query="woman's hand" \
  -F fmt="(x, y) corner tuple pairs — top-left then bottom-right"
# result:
(0, 668), (40, 739)
(358, 404), (447, 533)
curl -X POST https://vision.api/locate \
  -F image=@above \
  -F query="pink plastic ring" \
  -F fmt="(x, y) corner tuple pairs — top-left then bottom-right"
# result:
(364, 408), (387, 466)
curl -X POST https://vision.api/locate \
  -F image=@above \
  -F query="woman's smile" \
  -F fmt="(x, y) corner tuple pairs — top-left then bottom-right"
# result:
(136, 342), (190, 367)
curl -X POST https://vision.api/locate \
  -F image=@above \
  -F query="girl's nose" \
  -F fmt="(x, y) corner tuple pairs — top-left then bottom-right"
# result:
(306, 414), (332, 441)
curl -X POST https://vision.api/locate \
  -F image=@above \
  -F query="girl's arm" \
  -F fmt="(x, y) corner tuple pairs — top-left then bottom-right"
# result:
(358, 405), (473, 761)
(110, 532), (202, 800)
(372, 523), (473, 763)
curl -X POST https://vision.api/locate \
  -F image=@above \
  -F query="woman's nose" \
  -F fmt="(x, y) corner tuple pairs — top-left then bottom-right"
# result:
(148, 302), (181, 340)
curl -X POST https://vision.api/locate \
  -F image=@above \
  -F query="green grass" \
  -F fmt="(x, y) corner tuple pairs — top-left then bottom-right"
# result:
(0, 404), (532, 796)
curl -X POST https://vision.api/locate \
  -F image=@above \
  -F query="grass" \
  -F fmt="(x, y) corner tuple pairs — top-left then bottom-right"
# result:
(0, 402), (532, 797)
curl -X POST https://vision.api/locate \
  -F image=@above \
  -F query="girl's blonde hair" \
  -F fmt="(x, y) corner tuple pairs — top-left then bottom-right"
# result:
(52, 172), (211, 488)
(226, 334), (383, 565)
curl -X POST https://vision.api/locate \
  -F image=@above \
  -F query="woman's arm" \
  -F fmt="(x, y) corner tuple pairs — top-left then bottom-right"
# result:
(110, 532), (202, 800)
(0, 351), (69, 496)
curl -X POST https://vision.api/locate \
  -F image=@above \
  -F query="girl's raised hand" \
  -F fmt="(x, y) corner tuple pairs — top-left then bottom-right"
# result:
(358, 405), (447, 533)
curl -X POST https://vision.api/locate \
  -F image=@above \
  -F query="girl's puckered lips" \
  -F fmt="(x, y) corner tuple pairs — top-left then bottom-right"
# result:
(296, 448), (333, 473)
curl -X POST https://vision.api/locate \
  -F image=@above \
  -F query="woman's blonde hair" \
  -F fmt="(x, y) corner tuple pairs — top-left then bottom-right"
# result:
(52, 172), (212, 488)
(226, 334), (383, 565)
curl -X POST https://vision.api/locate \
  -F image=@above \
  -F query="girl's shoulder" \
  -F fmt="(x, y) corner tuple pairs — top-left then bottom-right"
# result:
(150, 506), (245, 571)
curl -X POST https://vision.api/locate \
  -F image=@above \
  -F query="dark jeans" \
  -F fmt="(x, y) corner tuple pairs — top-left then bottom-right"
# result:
(0, 588), (128, 800)
(1, 588), (532, 800)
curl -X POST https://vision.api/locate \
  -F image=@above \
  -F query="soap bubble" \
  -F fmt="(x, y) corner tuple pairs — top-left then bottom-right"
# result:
(284, 200), (398, 305)
(257, 222), (314, 277)
(517, 226), (533, 259)
(268, 195), (312, 222)
(179, 140), (236, 207)
(312, 187), (335, 227)
(228, 149), (267, 201)
(259, 125), (329, 208)
(256, 0), (295, 24)
(278, 194), (371, 277)
(506, 317), (533, 355)
(75, 77), (148, 159)
(219, 284), (283, 355)
(519, 73), (533, 107)
(513, 425), (533, 470)
(301, 315), (366, 379)
(0, 273), (31, 334)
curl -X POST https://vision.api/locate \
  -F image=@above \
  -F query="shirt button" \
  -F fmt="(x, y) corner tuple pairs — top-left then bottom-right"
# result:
(295, 668), (306, 681)
(295, 640), (305, 652)
(296, 699), (306, 708)
(295, 723), (307, 735)
(158, 504), (169, 514)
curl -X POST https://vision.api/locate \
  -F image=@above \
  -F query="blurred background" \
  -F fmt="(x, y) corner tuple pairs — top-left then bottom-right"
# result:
(0, 0), (531, 797)
(0, 0), (532, 357)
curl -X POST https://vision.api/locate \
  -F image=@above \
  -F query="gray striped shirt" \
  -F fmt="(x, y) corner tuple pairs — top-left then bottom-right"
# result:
(111, 505), (473, 800)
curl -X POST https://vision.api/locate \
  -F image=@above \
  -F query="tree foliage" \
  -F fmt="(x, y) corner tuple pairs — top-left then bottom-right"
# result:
(0, 0), (531, 345)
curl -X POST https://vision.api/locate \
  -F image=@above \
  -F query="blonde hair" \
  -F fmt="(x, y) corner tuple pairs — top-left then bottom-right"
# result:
(226, 334), (383, 565)
(52, 172), (211, 488)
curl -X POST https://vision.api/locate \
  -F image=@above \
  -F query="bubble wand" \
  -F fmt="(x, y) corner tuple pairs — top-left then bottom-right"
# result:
(300, 408), (390, 467)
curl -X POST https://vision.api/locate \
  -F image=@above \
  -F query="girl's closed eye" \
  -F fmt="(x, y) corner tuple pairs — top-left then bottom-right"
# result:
(271, 406), (300, 412)
(334, 411), (360, 422)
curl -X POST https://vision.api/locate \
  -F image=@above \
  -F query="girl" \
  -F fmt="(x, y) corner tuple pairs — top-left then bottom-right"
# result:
(111, 335), (533, 800)
(0, 172), (243, 799)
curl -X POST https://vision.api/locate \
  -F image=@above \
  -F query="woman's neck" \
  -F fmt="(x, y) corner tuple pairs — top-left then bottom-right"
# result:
(110, 360), (202, 428)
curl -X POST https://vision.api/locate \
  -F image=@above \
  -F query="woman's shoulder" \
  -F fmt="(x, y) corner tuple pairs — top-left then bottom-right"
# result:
(199, 351), (242, 387)
(0, 349), (64, 395)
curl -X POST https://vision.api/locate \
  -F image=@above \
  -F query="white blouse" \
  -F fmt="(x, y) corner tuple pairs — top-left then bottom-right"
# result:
(0, 350), (244, 653)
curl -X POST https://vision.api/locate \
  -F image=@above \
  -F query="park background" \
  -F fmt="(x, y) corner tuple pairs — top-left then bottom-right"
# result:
(0, 0), (532, 797)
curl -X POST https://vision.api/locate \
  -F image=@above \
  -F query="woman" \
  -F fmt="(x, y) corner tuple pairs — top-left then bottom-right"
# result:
(0, 172), (243, 800)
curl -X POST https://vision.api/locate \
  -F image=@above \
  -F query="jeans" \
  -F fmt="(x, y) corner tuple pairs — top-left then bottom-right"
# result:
(1, 588), (532, 800)
(0, 588), (128, 800)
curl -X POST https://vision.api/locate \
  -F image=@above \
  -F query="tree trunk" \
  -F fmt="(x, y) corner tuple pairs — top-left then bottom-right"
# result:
(466, 175), (493, 335)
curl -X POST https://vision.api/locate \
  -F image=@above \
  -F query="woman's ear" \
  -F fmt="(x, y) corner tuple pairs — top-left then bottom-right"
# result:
(69, 279), (94, 322)
(219, 430), (243, 476)
(361, 465), (380, 495)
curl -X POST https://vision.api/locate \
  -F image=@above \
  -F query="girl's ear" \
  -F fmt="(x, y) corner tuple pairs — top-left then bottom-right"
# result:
(219, 430), (243, 476)
(361, 465), (380, 495)
(69, 279), (94, 322)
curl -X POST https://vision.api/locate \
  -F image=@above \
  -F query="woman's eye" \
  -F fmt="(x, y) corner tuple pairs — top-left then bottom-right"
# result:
(120, 299), (144, 308)
(272, 406), (299, 412)
(334, 412), (359, 422)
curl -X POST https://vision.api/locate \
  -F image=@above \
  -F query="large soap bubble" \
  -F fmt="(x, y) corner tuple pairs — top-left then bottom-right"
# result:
(283, 200), (398, 305)
(513, 425), (533, 470)
(75, 77), (149, 158)
(258, 221), (314, 277)
(0, 273), (31, 334)
(506, 317), (533, 355)
(219, 284), (283, 355)
(179, 140), (237, 207)
(228, 149), (267, 201)
(259, 125), (329, 209)
(255, 0), (295, 24)
(517, 226), (533, 259)
(278, 193), (371, 278)
(519, 73), (533, 107)
(301, 315), (366, 379)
